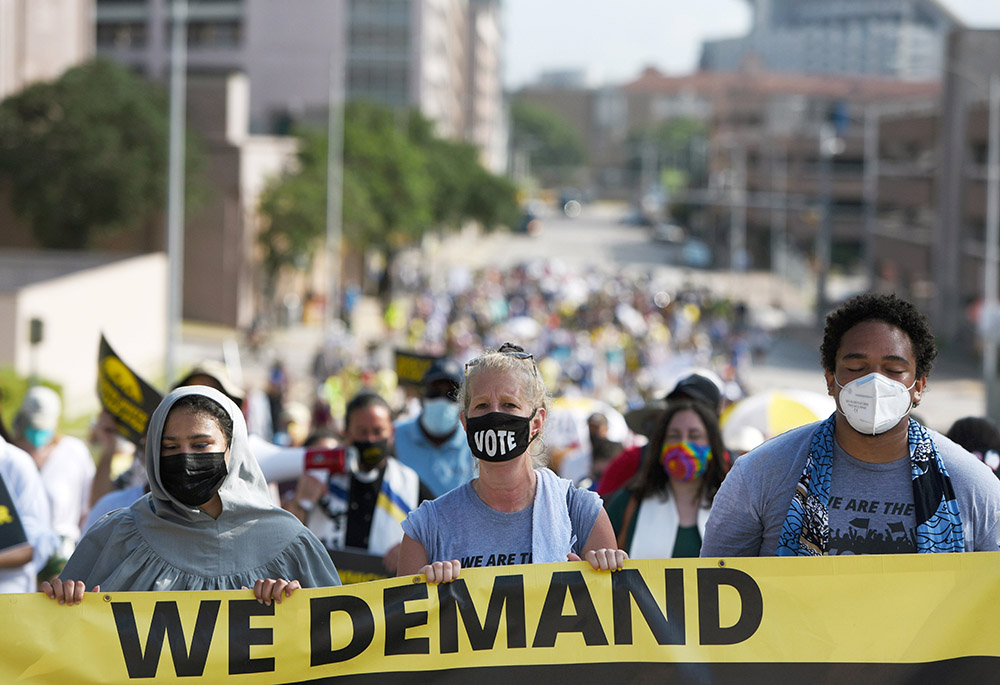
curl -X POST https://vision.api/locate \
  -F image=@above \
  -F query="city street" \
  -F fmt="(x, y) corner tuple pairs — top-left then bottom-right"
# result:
(183, 201), (986, 435)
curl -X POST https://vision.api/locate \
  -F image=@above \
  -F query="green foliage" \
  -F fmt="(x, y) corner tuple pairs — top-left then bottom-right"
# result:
(0, 58), (204, 249)
(464, 167), (521, 230)
(342, 102), (433, 250)
(510, 100), (587, 185)
(257, 102), (518, 290)
(628, 117), (707, 183)
(0, 368), (61, 438)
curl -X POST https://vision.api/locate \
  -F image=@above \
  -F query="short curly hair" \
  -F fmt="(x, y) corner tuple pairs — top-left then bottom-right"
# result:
(820, 293), (937, 378)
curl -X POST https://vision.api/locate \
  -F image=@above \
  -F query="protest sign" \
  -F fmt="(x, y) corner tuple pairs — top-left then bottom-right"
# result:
(97, 335), (162, 445)
(0, 472), (27, 553)
(328, 547), (390, 585)
(394, 350), (440, 387)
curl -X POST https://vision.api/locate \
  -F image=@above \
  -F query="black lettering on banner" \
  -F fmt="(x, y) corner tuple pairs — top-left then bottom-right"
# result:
(532, 571), (609, 648)
(111, 601), (220, 679)
(612, 568), (685, 645)
(310, 596), (375, 666)
(438, 575), (527, 653)
(228, 599), (275, 674)
(696, 568), (763, 645)
(384, 584), (430, 656)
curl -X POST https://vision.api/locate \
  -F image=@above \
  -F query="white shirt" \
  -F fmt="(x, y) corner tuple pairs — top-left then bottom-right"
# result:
(38, 435), (94, 553)
(0, 439), (56, 593)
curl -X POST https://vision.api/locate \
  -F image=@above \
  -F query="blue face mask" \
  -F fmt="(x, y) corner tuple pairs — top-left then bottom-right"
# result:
(24, 426), (54, 449)
(420, 398), (460, 438)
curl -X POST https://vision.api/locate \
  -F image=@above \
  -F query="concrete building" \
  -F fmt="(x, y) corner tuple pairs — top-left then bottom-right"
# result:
(701, 0), (960, 81)
(873, 30), (1000, 349)
(0, 0), (94, 100)
(517, 65), (938, 273)
(871, 109), (938, 312)
(932, 29), (1000, 344)
(94, 0), (505, 170)
(0, 251), (167, 415)
(670, 70), (939, 274)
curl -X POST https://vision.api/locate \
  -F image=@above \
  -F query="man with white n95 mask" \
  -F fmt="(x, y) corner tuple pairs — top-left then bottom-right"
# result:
(701, 293), (1000, 557)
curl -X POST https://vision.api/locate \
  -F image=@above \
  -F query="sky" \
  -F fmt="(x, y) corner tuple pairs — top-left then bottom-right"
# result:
(503, 0), (1000, 89)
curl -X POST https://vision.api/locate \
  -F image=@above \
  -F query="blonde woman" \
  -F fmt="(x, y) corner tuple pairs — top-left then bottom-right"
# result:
(397, 343), (626, 583)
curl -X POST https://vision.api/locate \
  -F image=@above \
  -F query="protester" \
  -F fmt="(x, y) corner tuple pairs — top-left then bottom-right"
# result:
(607, 400), (728, 558)
(598, 372), (722, 497)
(87, 359), (250, 530)
(180, 360), (246, 408)
(89, 408), (146, 512)
(287, 392), (431, 574)
(397, 343), (626, 583)
(0, 436), (56, 593)
(12, 386), (94, 564)
(585, 412), (623, 488)
(41, 386), (340, 605)
(267, 360), (289, 441)
(394, 358), (474, 497)
(946, 416), (1000, 476)
(702, 293), (1000, 557)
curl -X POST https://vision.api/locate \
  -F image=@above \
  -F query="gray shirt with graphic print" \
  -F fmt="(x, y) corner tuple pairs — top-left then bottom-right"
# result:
(701, 421), (1000, 557)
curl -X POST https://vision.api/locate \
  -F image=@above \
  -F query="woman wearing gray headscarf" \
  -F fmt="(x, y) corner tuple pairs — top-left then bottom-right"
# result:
(42, 386), (340, 605)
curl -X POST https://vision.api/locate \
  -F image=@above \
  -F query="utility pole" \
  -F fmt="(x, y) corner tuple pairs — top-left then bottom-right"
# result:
(862, 105), (880, 293)
(730, 142), (747, 273)
(770, 140), (788, 304)
(985, 74), (1000, 423)
(815, 122), (836, 325)
(165, 0), (188, 386)
(324, 44), (345, 330)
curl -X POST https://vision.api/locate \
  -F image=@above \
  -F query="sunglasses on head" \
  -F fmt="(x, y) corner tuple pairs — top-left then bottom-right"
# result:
(464, 344), (535, 375)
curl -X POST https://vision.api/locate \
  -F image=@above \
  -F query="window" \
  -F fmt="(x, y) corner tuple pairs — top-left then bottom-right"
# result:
(96, 22), (147, 48)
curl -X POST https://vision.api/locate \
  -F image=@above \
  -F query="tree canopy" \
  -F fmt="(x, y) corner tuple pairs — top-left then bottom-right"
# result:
(509, 100), (587, 186)
(0, 58), (202, 249)
(257, 102), (518, 292)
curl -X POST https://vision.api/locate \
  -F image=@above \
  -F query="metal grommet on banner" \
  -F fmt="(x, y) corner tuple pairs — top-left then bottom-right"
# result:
(103, 595), (112, 602)
(718, 560), (726, 567)
(412, 576), (423, 585)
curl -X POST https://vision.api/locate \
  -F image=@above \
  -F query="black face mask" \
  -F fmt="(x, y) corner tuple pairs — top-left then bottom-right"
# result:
(354, 439), (389, 470)
(465, 410), (537, 462)
(160, 452), (228, 506)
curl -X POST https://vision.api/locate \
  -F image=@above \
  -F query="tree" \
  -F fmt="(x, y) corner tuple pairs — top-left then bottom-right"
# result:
(509, 100), (587, 186)
(627, 117), (708, 187)
(0, 58), (203, 249)
(407, 110), (519, 232)
(257, 103), (518, 300)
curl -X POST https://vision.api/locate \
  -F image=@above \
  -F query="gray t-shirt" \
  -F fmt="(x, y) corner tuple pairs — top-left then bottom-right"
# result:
(402, 476), (602, 568)
(701, 422), (1000, 557)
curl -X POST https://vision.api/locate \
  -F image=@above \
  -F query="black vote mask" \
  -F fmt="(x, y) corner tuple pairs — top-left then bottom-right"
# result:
(354, 439), (390, 470)
(160, 452), (228, 507)
(465, 410), (537, 462)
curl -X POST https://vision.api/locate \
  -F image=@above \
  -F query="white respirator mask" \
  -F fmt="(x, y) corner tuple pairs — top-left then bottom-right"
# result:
(834, 372), (916, 436)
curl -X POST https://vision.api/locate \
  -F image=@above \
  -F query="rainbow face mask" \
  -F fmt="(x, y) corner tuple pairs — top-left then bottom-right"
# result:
(660, 441), (712, 482)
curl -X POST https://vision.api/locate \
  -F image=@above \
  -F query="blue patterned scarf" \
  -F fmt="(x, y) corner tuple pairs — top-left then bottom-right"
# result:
(777, 415), (964, 555)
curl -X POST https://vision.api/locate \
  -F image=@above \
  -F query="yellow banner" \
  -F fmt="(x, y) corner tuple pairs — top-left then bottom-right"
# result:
(4, 554), (1000, 683)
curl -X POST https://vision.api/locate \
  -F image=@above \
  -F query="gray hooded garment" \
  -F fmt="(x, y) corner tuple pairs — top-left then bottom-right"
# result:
(61, 386), (341, 591)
